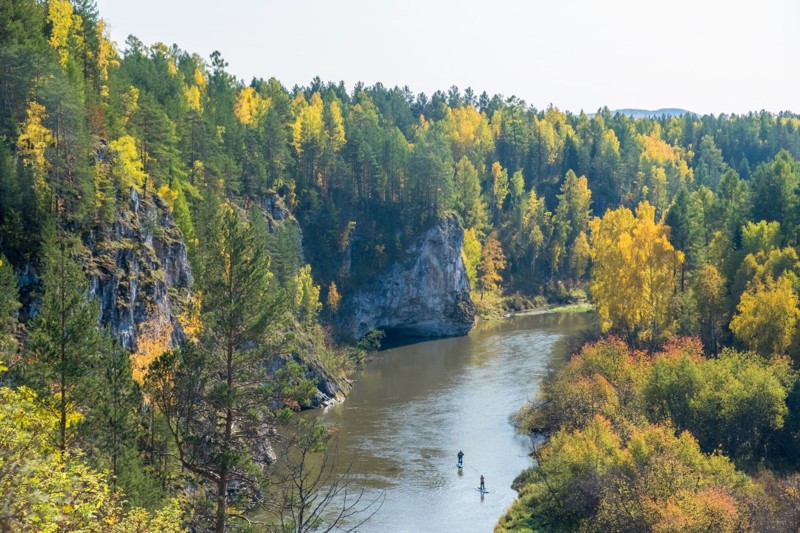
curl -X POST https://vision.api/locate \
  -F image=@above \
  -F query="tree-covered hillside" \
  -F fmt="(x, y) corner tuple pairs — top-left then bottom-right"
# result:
(4, 0), (800, 308)
(4, 0), (800, 531)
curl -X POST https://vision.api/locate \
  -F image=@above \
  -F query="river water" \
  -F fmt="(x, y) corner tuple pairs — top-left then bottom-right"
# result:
(314, 312), (593, 532)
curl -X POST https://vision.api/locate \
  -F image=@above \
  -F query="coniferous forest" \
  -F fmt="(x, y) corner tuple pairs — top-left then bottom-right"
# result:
(3, 0), (800, 531)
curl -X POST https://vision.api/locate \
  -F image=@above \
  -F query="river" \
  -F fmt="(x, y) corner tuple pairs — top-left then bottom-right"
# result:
(314, 311), (593, 532)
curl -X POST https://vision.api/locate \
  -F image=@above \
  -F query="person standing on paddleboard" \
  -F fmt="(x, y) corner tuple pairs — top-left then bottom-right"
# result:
(480, 475), (485, 491)
(457, 450), (464, 467)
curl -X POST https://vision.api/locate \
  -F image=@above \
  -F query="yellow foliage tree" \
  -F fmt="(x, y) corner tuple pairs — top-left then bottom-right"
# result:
(183, 85), (202, 113)
(93, 20), (119, 97)
(0, 383), (185, 531)
(730, 275), (800, 357)
(48, 0), (84, 67)
(156, 184), (179, 209)
(444, 105), (494, 164)
(638, 126), (693, 215)
(233, 86), (270, 127)
(491, 161), (509, 216)
(131, 318), (174, 384)
(326, 282), (341, 314)
(462, 227), (482, 289)
(109, 135), (148, 192)
(292, 92), (325, 157)
(177, 292), (202, 343)
(120, 86), (139, 127)
(569, 230), (591, 282)
(590, 202), (684, 346)
(325, 99), (346, 152)
(294, 264), (322, 325)
(477, 232), (506, 297)
(17, 101), (54, 212)
(193, 67), (207, 92)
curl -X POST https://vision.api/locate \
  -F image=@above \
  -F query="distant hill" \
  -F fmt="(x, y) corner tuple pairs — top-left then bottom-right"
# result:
(612, 108), (694, 118)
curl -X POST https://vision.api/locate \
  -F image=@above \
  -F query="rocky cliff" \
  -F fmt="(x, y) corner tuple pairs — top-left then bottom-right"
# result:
(87, 189), (193, 377)
(338, 213), (475, 340)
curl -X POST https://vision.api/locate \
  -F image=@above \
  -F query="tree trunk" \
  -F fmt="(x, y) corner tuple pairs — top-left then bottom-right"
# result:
(59, 254), (67, 455)
(216, 339), (235, 533)
(215, 474), (228, 533)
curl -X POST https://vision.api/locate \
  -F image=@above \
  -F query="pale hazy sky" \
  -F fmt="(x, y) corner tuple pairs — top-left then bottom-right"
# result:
(94, 0), (799, 115)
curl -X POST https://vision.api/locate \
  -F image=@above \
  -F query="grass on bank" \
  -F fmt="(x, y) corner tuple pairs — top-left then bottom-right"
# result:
(474, 288), (593, 320)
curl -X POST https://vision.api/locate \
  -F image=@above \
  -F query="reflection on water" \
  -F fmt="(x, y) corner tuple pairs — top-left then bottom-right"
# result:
(315, 312), (593, 532)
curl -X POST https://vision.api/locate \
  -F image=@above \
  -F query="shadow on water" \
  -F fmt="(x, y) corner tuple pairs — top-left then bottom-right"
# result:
(378, 328), (444, 350)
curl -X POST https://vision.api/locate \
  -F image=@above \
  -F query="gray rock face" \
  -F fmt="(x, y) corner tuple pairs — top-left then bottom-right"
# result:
(261, 192), (296, 231)
(87, 188), (192, 352)
(340, 213), (475, 340)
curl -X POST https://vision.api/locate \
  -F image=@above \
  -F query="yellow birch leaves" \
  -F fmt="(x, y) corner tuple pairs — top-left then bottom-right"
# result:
(184, 68), (206, 113)
(730, 276), (800, 357)
(477, 232), (506, 295)
(94, 21), (119, 97)
(109, 135), (148, 192)
(590, 202), (684, 344)
(294, 264), (322, 325)
(17, 101), (54, 212)
(462, 228), (482, 289)
(47, 0), (84, 67)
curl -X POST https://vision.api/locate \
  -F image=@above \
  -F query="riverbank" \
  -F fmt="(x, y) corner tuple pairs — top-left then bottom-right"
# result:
(473, 289), (593, 322)
(497, 336), (800, 531)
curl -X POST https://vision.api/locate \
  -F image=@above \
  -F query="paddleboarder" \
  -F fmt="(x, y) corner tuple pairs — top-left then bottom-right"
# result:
(457, 450), (464, 467)
(480, 475), (485, 491)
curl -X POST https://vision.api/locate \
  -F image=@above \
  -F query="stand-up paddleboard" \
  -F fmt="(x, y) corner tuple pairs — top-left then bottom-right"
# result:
(457, 463), (463, 469)
(475, 487), (491, 494)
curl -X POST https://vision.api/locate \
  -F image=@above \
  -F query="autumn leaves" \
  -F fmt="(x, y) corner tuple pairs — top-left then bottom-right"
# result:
(590, 201), (684, 347)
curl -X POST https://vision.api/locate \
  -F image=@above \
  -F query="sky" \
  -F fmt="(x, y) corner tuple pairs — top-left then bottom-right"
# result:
(93, 0), (800, 116)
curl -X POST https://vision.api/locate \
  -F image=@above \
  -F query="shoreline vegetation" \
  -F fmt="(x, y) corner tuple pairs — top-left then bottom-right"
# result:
(500, 334), (800, 532)
(474, 289), (593, 322)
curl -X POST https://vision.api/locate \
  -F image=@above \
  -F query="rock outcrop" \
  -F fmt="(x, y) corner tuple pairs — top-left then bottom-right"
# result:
(338, 213), (475, 340)
(87, 189), (192, 355)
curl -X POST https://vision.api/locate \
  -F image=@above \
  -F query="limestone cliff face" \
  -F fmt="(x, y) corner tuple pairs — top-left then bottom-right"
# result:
(87, 189), (192, 355)
(338, 213), (475, 340)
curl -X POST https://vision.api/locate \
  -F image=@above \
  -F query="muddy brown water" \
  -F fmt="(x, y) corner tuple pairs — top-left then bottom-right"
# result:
(313, 312), (593, 532)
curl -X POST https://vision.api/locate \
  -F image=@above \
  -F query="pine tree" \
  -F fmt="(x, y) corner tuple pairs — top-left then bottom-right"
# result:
(454, 156), (489, 235)
(29, 228), (100, 453)
(665, 188), (705, 288)
(148, 206), (313, 532)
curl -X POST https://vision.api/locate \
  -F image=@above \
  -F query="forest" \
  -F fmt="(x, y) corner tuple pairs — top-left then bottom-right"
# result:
(3, 0), (800, 531)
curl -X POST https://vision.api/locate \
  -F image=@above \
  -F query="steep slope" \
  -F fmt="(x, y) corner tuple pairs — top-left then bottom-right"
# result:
(87, 188), (193, 376)
(337, 213), (475, 340)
